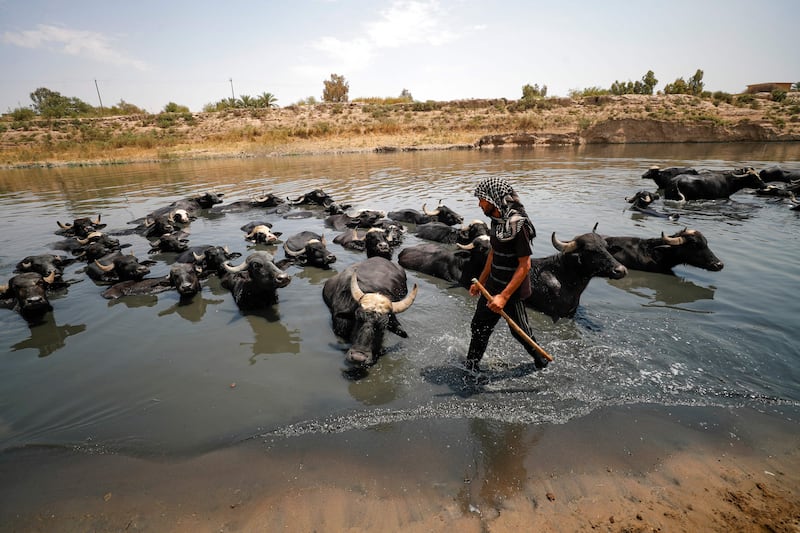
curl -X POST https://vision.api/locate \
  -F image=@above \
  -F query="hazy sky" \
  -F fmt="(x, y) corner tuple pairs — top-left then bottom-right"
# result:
(1, 0), (798, 113)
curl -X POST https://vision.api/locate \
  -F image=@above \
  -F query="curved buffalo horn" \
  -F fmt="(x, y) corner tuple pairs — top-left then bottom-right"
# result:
(551, 232), (577, 253)
(75, 231), (104, 245)
(57, 221), (73, 229)
(592, 222), (599, 233)
(144, 217), (155, 227)
(320, 234), (326, 245)
(93, 259), (116, 272)
(286, 194), (304, 204)
(391, 283), (419, 314)
(422, 203), (440, 216)
(192, 252), (205, 262)
(222, 260), (248, 273)
(661, 232), (685, 246)
(456, 241), (475, 250)
(349, 271), (365, 302)
(283, 243), (305, 257)
(43, 271), (57, 284)
(351, 228), (364, 242)
(0, 283), (7, 294)
(92, 215), (102, 225)
(20, 260), (32, 269)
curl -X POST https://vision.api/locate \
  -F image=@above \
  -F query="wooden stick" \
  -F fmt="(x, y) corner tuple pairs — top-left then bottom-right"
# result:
(471, 278), (554, 362)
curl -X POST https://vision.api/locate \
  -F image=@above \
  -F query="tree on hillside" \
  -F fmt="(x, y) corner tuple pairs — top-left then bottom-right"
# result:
(400, 88), (413, 102)
(610, 70), (658, 95)
(664, 69), (704, 96)
(163, 102), (190, 113)
(522, 83), (547, 100)
(257, 92), (278, 108)
(30, 87), (93, 118)
(323, 74), (349, 102)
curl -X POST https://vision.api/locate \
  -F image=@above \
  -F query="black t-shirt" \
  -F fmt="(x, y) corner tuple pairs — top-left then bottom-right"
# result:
(487, 225), (533, 299)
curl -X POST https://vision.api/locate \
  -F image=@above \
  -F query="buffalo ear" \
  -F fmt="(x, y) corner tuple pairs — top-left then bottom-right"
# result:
(273, 231), (283, 238)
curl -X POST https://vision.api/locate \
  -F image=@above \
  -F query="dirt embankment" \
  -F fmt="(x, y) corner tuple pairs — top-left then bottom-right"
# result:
(1, 93), (799, 168)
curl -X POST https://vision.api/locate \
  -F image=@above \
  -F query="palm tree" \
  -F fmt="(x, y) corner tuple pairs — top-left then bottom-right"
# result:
(257, 92), (278, 108)
(238, 95), (255, 108)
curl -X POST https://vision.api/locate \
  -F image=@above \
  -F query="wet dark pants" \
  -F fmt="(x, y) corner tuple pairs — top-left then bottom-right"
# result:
(467, 294), (540, 364)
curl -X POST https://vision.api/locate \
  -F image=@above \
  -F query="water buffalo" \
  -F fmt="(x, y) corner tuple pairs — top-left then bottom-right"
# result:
(1, 272), (56, 321)
(287, 189), (337, 207)
(604, 228), (723, 274)
(415, 219), (489, 245)
(525, 230), (628, 321)
(55, 215), (105, 237)
(148, 232), (191, 254)
(211, 193), (285, 212)
(333, 228), (394, 259)
(759, 166), (800, 183)
(15, 254), (74, 280)
(625, 190), (679, 220)
(221, 251), (291, 309)
(282, 231), (337, 268)
(53, 231), (129, 261)
(398, 235), (490, 288)
(322, 257), (418, 365)
(663, 168), (766, 201)
(176, 245), (241, 277)
(421, 201), (464, 226)
(641, 166), (699, 189)
(101, 263), (202, 300)
(87, 252), (153, 283)
(241, 221), (282, 244)
(324, 209), (387, 231)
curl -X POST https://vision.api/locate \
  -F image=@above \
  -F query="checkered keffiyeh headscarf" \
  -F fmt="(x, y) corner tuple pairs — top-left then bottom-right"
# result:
(474, 177), (536, 242)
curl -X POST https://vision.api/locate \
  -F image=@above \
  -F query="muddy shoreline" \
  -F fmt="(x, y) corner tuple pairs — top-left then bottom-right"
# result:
(1, 403), (798, 532)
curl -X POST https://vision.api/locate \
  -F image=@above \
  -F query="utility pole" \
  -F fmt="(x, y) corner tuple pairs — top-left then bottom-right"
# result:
(229, 78), (235, 101)
(94, 79), (104, 110)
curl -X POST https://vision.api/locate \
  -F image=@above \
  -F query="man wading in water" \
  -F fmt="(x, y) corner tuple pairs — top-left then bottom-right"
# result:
(465, 177), (549, 373)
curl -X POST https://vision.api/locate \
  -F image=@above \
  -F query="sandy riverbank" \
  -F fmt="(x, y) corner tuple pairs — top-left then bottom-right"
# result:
(1, 404), (798, 532)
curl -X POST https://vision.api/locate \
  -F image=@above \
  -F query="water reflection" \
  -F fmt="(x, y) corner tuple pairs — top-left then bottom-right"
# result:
(458, 420), (540, 515)
(157, 293), (226, 322)
(609, 270), (716, 309)
(240, 314), (301, 362)
(10, 314), (86, 357)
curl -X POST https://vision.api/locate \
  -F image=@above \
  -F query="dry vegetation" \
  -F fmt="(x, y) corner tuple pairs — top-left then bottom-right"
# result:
(1, 93), (799, 168)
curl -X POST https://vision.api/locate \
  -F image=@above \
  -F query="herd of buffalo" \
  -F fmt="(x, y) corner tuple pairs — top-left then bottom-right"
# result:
(2, 163), (798, 366)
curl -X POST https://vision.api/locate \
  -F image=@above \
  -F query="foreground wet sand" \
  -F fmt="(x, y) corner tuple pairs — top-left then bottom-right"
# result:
(1, 404), (798, 532)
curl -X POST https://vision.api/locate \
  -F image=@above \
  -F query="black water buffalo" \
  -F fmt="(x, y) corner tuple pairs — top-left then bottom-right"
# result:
(625, 190), (679, 220)
(333, 228), (393, 259)
(241, 221), (282, 244)
(1, 272), (56, 321)
(324, 210), (387, 231)
(15, 254), (74, 280)
(398, 235), (490, 288)
(101, 263), (202, 300)
(387, 208), (432, 225)
(663, 168), (766, 201)
(55, 215), (105, 237)
(282, 231), (337, 268)
(322, 257), (418, 365)
(420, 201), (464, 226)
(143, 192), (224, 223)
(603, 228), (724, 274)
(221, 251), (291, 309)
(211, 193), (285, 212)
(176, 245), (241, 277)
(54, 231), (129, 261)
(524, 231), (628, 321)
(87, 252), (153, 283)
(641, 166), (699, 189)
(415, 219), (489, 245)
(759, 166), (800, 183)
(148, 232), (191, 254)
(287, 189), (337, 207)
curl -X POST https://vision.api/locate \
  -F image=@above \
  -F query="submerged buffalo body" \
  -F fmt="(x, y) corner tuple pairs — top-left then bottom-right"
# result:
(398, 235), (490, 288)
(525, 231), (628, 321)
(87, 252), (153, 283)
(604, 228), (723, 273)
(333, 228), (393, 259)
(415, 220), (488, 245)
(322, 257), (418, 365)
(662, 168), (765, 201)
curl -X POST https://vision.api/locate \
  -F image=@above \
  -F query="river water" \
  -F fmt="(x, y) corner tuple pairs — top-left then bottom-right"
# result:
(1, 142), (798, 459)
